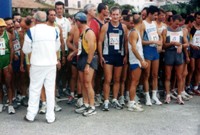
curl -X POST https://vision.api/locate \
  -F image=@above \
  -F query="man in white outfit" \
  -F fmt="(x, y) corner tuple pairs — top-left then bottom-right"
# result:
(23, 11), (60, 123)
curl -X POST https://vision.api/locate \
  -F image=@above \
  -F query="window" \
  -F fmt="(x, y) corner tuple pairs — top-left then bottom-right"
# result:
(65, 0), (68, 6)
(78, 1), (81, 8)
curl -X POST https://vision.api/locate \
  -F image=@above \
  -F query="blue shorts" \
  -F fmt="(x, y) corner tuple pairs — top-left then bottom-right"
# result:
(71, 56), (77, 67)
(77, 55), (98, 72)
(103, 55), (124, 67)
(130, 64), (139, 71)
(164, 50), (184, 66)
(143, 46), (159, 61)
(190, 48), (200, 59)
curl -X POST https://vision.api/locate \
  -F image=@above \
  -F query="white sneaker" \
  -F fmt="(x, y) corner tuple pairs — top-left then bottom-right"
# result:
(0, 104), (3, 113)
(135, 102), (143, 108)
(96, 95), (103, 104)
(39, 103), (46, 114)
(118, 96), (125, 106)
(75, 98), (83, 108)
(181, 92), (190, 101)
(82, 107), (97, 117)
(128, 103), (144, 112)
(145, 93), (152, 106)
(55, 102), (62, 112)
(182, 91), (193, 99)
(8, 105), (15, 114)
(170, 93), (177, 100)
(134, 95), (140, 103)
(152, 96), (162, 105)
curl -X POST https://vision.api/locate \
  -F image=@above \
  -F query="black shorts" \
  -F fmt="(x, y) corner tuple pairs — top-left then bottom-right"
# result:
(164, 50), (184, 66)
(103, 54), (124, 67)
(77, 55), (98, 72)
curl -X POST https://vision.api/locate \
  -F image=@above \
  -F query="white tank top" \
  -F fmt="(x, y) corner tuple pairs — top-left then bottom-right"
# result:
(128, 29), (144, 67)
(143, 20), (159, 47)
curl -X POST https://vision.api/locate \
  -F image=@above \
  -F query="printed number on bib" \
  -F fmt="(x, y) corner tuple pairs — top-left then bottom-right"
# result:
(13, 39), (21, 55)
(109, 33), (120, 50)
(0, 38), (6, 55)
(193, 31), (200, 47)
(170, 33), (180, 48)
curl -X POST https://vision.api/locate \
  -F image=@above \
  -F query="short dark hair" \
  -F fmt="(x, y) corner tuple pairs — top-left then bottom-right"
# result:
(171, 10), (177, 15)
(25, 16), (32, 26)
(122, 9), (130, 16)
(12, 12), (20, 19)
(185, 15), (195, 24)
(110, 6), (121, 14)
(147, 6), (159, 15)
(55, 1), (64, 8)
(172, 14), (182, 22)
(4, 17), (12, 21)
(47, 9), (56, 16)
(97, 3), (107, 13)
(158, 8), (165, 15)
(194, 11), (200, 18)
(123, 14), (132, 21)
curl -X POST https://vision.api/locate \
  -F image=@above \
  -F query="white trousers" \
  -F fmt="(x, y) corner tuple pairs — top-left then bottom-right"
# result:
(26, 65), (56, 122)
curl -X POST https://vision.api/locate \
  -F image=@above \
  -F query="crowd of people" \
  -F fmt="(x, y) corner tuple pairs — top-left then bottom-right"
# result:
(0, 1), (200, 123)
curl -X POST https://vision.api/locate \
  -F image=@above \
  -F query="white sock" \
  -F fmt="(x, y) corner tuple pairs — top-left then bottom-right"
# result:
(152, 90), (157, 99)
(112, 98), (117, 102)
(194, 86), (198, 90)
(129, 100), (135, 105)
(84, 103), (89, 107)
(90, 106), (95, 109)
(71, 92), (74, 97)
(104, 100), (109, 103)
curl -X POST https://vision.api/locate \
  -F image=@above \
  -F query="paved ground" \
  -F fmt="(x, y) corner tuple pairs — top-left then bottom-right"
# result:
(0, 96), (200, 135)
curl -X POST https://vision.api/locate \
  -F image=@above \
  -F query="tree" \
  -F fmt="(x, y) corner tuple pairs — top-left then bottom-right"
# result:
(120, 4), (135, 13)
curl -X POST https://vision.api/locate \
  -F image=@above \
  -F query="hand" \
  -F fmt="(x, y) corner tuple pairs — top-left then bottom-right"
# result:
(141, 60), (148, 69)
(157, 45), (162, 53)
(177, 45), (182, 54)
(62, 56), (66, 65)
(191, 45), (200, 50)
(185, 57), (190, 64)
(154, 40), (162, 46)
(123, 55), (127, 65)
(84, 64), (90, 74)
(57, 60), (61, 70)
(14, 55), (19, 61)
(100, 56), (105, 67)
(20, 64), (25, 72)
(67, 52), (74, 61)
(174, 42), (181, 47)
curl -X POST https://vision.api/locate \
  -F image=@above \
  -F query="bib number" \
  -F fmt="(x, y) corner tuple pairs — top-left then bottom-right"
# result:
(0, 38), (6, 55)
(13, 39), (21, 55)
(109, 33), (120, 50)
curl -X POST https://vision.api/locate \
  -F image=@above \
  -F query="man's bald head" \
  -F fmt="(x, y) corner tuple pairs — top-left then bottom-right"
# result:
(34, 11), (47, 22)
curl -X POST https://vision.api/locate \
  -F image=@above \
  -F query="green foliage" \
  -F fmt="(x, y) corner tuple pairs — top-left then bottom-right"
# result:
(161, 0), (199, 14)
(120, 4), (135, 13)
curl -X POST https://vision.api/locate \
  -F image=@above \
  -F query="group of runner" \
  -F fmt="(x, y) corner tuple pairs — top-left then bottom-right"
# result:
(0, 1), (200, 117)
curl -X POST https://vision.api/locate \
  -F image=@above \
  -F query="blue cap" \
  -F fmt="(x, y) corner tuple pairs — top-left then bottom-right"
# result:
(74, 12), (87, 22)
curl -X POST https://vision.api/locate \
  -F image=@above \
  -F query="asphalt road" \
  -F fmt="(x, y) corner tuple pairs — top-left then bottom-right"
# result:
(0, 96), (200, 135)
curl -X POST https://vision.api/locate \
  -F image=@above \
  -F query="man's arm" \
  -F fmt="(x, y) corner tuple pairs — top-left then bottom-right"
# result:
(85, 30), (96, 64)
(98, 23), (108, 60)
(8, 33), (14, 64)
(122, 24), (128, 64)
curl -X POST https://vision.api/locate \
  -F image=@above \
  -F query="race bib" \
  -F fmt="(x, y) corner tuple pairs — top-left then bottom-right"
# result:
(109, 33), (119, 50)
(13, 39), (21, 55)
(150, 31), (159, 41)
(77, 39), (82, 56)
(170, 32), (180, 48)
(0, 38), (6, 55)
(193, 31), (200, 47)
